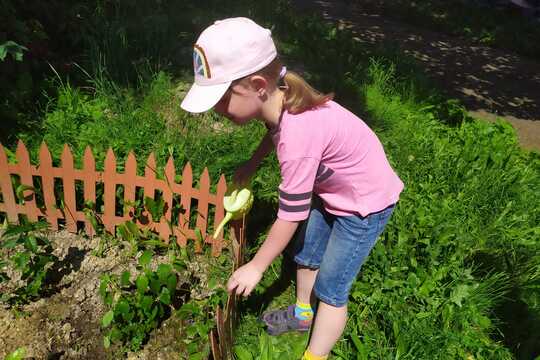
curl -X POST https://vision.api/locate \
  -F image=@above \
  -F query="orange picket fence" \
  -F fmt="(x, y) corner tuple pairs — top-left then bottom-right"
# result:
(0, 140), (233, 256)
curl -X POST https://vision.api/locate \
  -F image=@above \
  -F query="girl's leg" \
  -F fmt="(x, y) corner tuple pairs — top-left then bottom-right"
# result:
(297, 265), (318, 305)
(307, 302), (347, 356)
(305, 204), (396, 357)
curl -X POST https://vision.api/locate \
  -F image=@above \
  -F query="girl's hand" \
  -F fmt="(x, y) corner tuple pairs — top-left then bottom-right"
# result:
(227, 261), (263, 297)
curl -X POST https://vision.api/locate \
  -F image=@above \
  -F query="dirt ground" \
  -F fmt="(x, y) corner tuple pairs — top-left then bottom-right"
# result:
(0, 230), (216, 359)
(292, 0), (540, 151)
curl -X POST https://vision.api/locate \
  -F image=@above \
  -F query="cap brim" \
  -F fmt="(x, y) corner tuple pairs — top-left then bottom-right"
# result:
(180, 81), (231, 113)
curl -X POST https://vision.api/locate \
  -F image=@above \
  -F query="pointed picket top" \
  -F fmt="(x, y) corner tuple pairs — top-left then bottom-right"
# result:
(15, 139), (30, 165)
(60, 143), (74, 166)
(83, 146), (95, 170)
(217, 174), (227, 194)
(145, 152), (157, 177)
(199, 167), (210, 189)
(39, 142), (52, 166)
(0, 143), (8, 165)
(105, 147), (116, 171)
(164, 156), (176, 185)
(182, 161), (193, 184)
(125, 151), (137, 174)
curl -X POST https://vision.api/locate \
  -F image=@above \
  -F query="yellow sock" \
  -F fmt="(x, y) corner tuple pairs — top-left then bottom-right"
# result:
(302, 348), (328, 360)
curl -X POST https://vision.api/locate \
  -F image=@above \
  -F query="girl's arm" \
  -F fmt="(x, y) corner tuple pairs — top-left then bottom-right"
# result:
(227, 218), (298, 296)
(234, 130), (274, 185)
(252, 218), (298, 272)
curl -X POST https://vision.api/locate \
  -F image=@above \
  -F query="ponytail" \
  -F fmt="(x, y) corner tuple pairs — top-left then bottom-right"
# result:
(252, 58), (333, 114)
(281, 70), (333, 114)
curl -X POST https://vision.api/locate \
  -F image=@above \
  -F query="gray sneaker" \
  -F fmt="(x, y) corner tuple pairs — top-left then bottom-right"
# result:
(261, 305), (312, 335)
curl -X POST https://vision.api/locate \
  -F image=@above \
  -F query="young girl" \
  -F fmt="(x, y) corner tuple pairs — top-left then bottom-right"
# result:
(181, 17), (403, 360)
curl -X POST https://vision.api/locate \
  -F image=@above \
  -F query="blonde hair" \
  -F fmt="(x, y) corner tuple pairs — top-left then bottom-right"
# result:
(252, 58), (333, 114)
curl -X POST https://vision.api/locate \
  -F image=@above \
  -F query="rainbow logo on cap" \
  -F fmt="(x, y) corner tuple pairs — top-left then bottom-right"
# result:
(193, 44), (211, 79)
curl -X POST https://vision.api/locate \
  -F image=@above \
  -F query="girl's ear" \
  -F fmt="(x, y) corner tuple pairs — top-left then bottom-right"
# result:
(249, 75), (269, 95)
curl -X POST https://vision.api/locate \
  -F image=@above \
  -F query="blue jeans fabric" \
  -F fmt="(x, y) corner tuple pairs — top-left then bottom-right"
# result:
(290, 197), (395, 307)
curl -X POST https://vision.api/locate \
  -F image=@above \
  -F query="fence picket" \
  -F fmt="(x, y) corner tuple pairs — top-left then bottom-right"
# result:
(15, 140), (38, 223)
(142, 153), (158, 235)
(124, 151), (137, 223)
(178, 162), (193, 247)
(60, 144), (77, 232)
(82, 146), (97, 236)
(0, 144), (18, 223)
(196, 168), (210, 253)
(39, 142), (58, 231)
(159, 156), (177, 243)
(103, 148), (117, 234)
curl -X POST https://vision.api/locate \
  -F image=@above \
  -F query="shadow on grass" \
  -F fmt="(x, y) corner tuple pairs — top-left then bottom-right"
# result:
(470, 251), (540, 360)
(495, 288), (540, 360)
(242, 255), (296, 316)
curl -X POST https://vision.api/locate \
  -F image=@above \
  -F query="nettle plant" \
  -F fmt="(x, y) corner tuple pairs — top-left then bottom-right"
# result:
(0, 219), (57, 305)
(99, 249), (178, 351)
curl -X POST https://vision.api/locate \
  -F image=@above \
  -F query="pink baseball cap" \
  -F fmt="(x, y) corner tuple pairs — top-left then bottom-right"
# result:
(180, 17), (277, 113)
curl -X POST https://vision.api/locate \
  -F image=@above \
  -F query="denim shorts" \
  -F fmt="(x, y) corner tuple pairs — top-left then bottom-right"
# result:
(288, 197), (395, 307)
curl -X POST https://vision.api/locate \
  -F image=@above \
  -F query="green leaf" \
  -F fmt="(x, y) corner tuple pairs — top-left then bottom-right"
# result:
(117, 224), (131, 242)
(186, 324), (198, 337)
(115, 300), (130, 315)
(259, 332), (271, 360)
(149, 277), (161, 294)
(194, 227), (204, 245)
(1, 238), (19, 249)
(208, 277), (217, 290)
(136, 274), (149, 293)
(103, 334), (111, 348)
(25, 236), (38, 252)
(350, 333), (368, 360)
(139, 250), (153, 267)
(102, 310), (114, 327)
(2, 220), (48, 238)
(13, 252), (31, 271)
(5, 347), (27, 360)
(125, 221), (140, 237)
(189, 352), (204, 360)
(141, 295), (153, 312)
(450, 284), (470, 307)
(172, 258), (186, 272)
(15, 184), (35, 201)
(120, 271), (131, 287)
(99, 275), (110, 299)
(159, 287), (171, 305)
(234, 345), (254, 360)
(166, 274), (177, 294)
(157, 264), (172, 283)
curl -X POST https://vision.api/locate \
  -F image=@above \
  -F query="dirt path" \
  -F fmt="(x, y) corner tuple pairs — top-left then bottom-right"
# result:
(292, 0), (540, 151)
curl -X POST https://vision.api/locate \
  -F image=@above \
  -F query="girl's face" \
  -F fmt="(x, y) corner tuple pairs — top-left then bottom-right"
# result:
(213, 80), (264, 125)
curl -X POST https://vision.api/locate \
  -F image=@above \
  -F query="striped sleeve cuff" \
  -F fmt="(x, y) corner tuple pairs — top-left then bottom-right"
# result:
(277, 190), (312, 221)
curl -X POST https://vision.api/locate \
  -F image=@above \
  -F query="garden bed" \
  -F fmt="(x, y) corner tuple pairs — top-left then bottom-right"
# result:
(0, 227), (231, 359)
